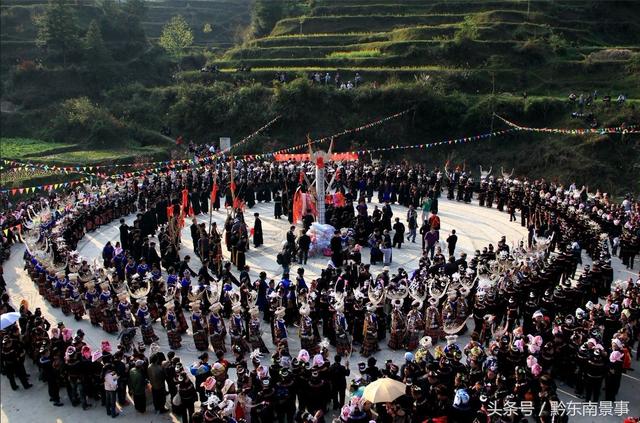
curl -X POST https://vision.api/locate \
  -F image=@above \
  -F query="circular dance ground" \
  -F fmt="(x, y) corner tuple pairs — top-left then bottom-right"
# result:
(1, 198), (638, 422)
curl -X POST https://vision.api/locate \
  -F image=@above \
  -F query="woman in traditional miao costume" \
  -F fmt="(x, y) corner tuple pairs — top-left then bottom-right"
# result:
(49, 271), (65, 308)
(175, 299), (189, 334)
(190, 300), (209, 351)
(424, 297), (443, 341)
(208, 302), (227, 353)
(35, 263), (47, 297)
(30, 324), (50, 360)
(441, 291), (467, 335)
(58, 275), (72, 316)
(117, 292), (134, 329)
(148, 265), (163, 321)
(299, 302), (318, 355)
(147, 290), (162, 323)
(164, 300), (181, 350)
(273, 306), (289, 356)
(99, 282), (119, 333)
(405, 299), (424, 351)
(248, 306), (269, 354)
(124, 258), (137, 282)
(166, 269), (179, 292)
(68, 275), (86, 321)
(414, 336), (434, 364)
(229, 303), (250, 354)
(136, 297), (159, 345)
(360, 303), (380, 357)
(44, 270), (57, 305)
(84, 281), (101, 326)
(102, 202), (112, 225)
(388, 299), (406, 350)
(333, 300), (351, 357)
(85, 210), (95, 232)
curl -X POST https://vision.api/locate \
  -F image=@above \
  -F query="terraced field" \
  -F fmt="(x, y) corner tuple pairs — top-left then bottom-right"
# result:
(0, 0), (251, 66)
(199, 0), (640, 96)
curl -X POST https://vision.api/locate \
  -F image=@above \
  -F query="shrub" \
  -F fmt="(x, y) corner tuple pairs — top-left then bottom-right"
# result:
(49, 96), (126, 146)
(454, 16), (479, 44)
(547, 32), (569, 54)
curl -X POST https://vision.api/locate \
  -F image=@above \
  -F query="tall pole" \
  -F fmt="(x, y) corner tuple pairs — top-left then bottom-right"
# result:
(229, 159), (236, 218)
(315, 159), (325, 224)
(308, 135), (326, 225)
(209, 170), (216, 235)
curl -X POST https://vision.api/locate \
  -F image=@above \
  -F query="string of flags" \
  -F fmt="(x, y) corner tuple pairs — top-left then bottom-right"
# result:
(1, 159), (102, 176)
(495, 114), (639, 135)
(270, 108), (413, 155)
(0, 179), (88, 196)
(2, 115), (637, 196)
(355, 129), (517, 154)
(220, 115), (281, 154)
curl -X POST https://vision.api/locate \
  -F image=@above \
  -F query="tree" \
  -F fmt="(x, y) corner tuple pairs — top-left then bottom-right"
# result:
(83, 19), (110, 64)
(98, 0), (146, 49)
(251, 0), (283, 37)
(34, 0), (81, 66)
(123, 0), (147, 20)
(454, 16), (479, 44)
(159, 15), (194, 59)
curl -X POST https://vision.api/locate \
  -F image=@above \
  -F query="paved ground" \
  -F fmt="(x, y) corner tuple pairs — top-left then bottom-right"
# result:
(1, 198), (637, 422)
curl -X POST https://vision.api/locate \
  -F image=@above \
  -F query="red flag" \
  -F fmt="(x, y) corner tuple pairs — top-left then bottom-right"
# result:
(167, 206), (174, 218)
(181, 188), (189, 216)
(230, 180), (236, 194)
(176, 136), (183, 145)
(299, 171), (304, 184)
(232, 197), (245, 211)
(210, 183), (218, 203)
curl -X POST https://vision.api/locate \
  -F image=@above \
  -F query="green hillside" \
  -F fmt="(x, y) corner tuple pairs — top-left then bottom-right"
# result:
(198, 0), (639, 97)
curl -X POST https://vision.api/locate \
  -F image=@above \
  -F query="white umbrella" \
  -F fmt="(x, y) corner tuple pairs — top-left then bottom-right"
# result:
(362, 377), (406, 404)
(0, 312), (20, 330)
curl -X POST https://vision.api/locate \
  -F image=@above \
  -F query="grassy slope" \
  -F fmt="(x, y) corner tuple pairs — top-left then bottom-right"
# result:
(0, 137), (168, 164)
(0, 137), (77, 158)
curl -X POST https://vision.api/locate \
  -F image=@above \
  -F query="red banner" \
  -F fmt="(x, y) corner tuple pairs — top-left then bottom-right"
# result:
(274, 152), (358, 162)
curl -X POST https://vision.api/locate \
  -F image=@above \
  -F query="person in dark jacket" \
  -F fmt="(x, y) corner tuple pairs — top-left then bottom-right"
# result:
(446, 230), (458, 257)
(392, 218), (405, 249)
(177, 372), (197, 423)
(147, 353), (168, 414)
(328, 355), (350, 410)
(605, 350), (623, 401)
(298, 231), (311, 265)
(39, 347), (63, 406)
(584, 348), (606, 402)
(119, 219), (130, 251)
(128, 360), (147, 413)
(178, 256), (196, 278)
(331, 231), (343, 267)
(253, 213), (264, 247)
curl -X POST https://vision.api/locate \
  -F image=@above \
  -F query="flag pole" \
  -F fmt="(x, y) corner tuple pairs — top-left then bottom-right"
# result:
(230, 159), (236, 218)
(209, 170), (217, 236)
